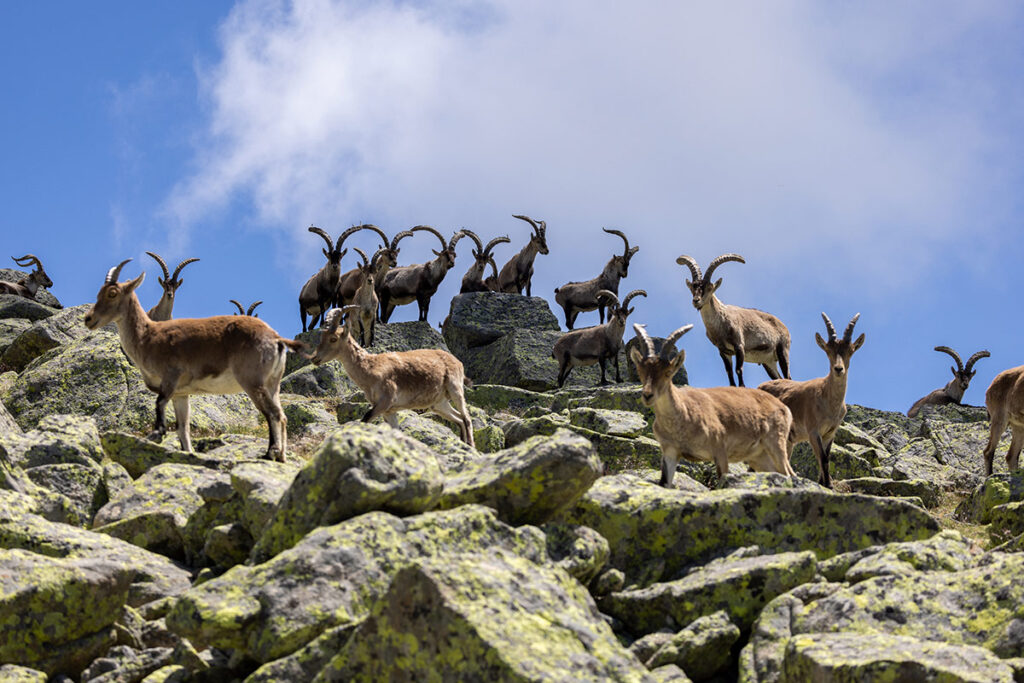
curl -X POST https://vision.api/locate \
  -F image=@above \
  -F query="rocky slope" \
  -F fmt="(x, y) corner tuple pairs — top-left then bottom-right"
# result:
(0, 288), (1021, 682)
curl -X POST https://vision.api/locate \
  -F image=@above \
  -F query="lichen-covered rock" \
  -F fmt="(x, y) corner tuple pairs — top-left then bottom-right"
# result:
(0, 549), (133, 676)
(229, 460), (298, 537)
(542, 522), (610, 586)
(891, 437), (981, 489)
(80, 645), (176, 683)
(280, 360), (356, 398)
(437, 429), (602, 525)
(0, 414), (105, 472)
(833, 529), (976, 584)
(25, 463), (106, 523)
(841, 476), (941, 508)
(100, 431), (256, 478)
(464, 383), (556, 415)
(648, 664), (692, 682)
(0, 318), (32, 355)
(646, 610), (740, 679)
(569, 407), (649, 437)
(504, 413), (660, 473)
(442, 291), (560, 357)
(0, 665), (47, 682)
(955, 473), (1024, 524)
(393, 410), (483, 472)
(988, 501), (1024, 546)
(0, 398), (20, 437)
(245, 624), (358, 683)
(0, 293), (57, 322)
(314, 551), (651, 682)
(567, 474), (940, 586)
(0, 304), (92, 371)
(603, 551), (817, 635)
(288, 321), (449, 373)
(789, 441), (875, 482)
(0, 270), (61, 308)
(251, 423), (444, 562)
(281, 397), (341, 437)
(203, 523), (254, 569)
(166, 505), (547, 663)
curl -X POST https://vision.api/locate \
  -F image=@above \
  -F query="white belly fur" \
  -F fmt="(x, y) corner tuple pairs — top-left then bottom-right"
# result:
(175, 370), (243, 396)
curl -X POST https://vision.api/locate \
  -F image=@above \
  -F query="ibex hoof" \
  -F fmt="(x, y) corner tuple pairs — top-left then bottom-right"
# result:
(264, 448), (285, 463)
(145, 430), (164, 444)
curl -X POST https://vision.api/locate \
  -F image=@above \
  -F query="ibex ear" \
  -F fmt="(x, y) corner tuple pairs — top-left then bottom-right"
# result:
(628, 246), (639, 256)
(629, 346), (644, 367)
(712, 278), (723, 292)
(852, 333), (865, 352)
(323, 248), (330, 258)
(128, 272), (146, 292)
(339, 248), (348, 259)
(685, 280), (695, 291)
(158, 276), (166, 287)
(432, 249), (441, 256)
(670, 349), (687, 370)
(176, 278), (184, 288)
(951, 365), (958, 377)
(815, 333), (828, 352)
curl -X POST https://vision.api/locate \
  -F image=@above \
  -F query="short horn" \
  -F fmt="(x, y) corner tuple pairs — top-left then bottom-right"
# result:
(703, 253), (745, 284)
(675, 255), (702, 282)
(633, 323), (655, 358)
(105, 259), (132, 285)
(171, 257), (199, 281)
(965, 350), (990, 373)
(663, 324), (695, 356)
(247, 301), (263, 316)
(229, 299), (245, 315)
(145, 252), (171, 280)
(842, 313), (860, 344)
(935, 346), (964, 372)
(308, 225), (334, 252)
(821, 313), (838, 343)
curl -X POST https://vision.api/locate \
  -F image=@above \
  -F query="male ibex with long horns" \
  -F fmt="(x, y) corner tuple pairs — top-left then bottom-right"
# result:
(495, 214), (548, 296)
(298, 225), (348, 332)
(145, 252), (200, 321)
(907, 346), (990, 417)
(552, 289), (646, 387)
(554, 228), (638, 329)
(1, 254), (54, 303)
(378, 226), (468, 323)
(335, 225), (414, 310)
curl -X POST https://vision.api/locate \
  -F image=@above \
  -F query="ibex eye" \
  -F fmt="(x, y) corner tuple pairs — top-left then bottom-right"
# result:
(107, 289), (118, 298)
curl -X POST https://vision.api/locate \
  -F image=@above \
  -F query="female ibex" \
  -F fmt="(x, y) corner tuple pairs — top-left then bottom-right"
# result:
(145, 252), (200, 321)
(84, 260), (306, 461)
(552, 289), (646, 387)
(907, 346), (990, 417)
(982, 366), (1024, 476)
(677, 253), (791, 387)
(1, 254), (54, 302)
(459, 230), (510, 293)
(554, 228), (638, 329)
(495, 214), (548, 296)
(346, 247), (379, 346)
(298, 226), (347, 332)
(631, 323), (795, 487)
(378, 226), (468, 323)
(336, 225), (414, 308)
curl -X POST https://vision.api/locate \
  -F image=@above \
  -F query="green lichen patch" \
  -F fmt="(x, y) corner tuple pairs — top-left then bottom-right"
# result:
(464, 383), (555, 415)
(393, 411), (482, 472)
(987, 501), (1024, 546)
(842, 476), (942, 508)
(229, 460), (299, 537)
(645, 610), (740, 679)
(569, 407), (649, 437)
(101, 431), (252, 478)
(280, 360), (357, 398)
(25, 462), (107, 523)
(839, 529), (976, 584)
(955, 473), (1024, 524)
(0, 664), (48, 682)
(542, 522), (610, 586)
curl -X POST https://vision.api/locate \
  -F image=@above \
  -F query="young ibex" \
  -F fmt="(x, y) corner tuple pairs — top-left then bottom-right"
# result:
(311, 307), (475, 447)
(459, 230), (511, 293)
(907, 346), (990, 417)
(84, 260), (306, 461)
(677, 253), (791, 387)
(378, 226), (468, 323)
(145, 252), (200, 321)
(552, 289), (646, 388)
(553, 228), (639, 329)
(758, 313), (864, 488)
(1, 254), (54, 302)
(298, 226), (347, 332)
(982, 366), (1024, 476)
(336, 225), (414, 307)
(229, 300), (263, 317)
(630, 323), (795, 487)
(346, 247), (379, 346)
(495, 214), (548, 296)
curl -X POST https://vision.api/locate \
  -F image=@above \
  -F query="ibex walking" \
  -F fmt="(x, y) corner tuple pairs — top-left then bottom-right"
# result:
(552, 289), (646, 387)
(554, 228), (638, 329)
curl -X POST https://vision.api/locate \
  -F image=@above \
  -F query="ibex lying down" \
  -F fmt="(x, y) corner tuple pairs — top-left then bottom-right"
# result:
(677, 253), (791, 387)
(907, 346), (990, 417)
(552, 289), (646, 387)
(311, 307), (475, 447)
(554, 228), (638, 329)
(631, 323), (795, 487)
(145, 252), (200, 321)
(495, 214), (548, 296)
(84, 259), (306, 461)
(983, 366), (1024, 476)
(1, 254), (54, 302)
(759, 313), (864, 488)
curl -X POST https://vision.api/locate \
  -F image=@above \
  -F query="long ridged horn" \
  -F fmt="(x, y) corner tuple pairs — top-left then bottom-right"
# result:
(596, 289), (620, 308)
(229, 299), (245, 315)
(821, 313), (838, 343)
(411, 225), (447, 250)
(663, 324), (695, 357)
(483, 235), (510, 256)
(390, 229), (414, 251)
(352, 247), (369, 267)
(621, 289), (647, 311)
(675, 255), (702, 282)
(308, 225), (334, 252)
(325, 307), (345, 331)
(145, 252), (170, 280)
(171, 258), (199, 281)
(633, 323), (655, 358)
(965, 350), (990, 373)
(458, 229), (482, 253)
(12, 254), (41, 268)
(513, 214), (541, 235)
(247, 301), (263, 316)
(487, 256), (499, 278)
(703, 253), (745, 285)
(842, 313), (861, 344)
(105, 259), (132, 285)
(338, 224), (384, 252)
(448, 229), (471, 251)
(935, 346), (964, 372)
(603, 228), (630, 258)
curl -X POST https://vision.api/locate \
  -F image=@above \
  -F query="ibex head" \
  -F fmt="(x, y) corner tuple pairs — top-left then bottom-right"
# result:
(513, 214), (548, 255)
(309, 226), (346, 279)
(603, 229), (639, 278)
(146, 252), (199, 304)
(935, 346), (989, 394)
(816, 313), (865, 379)
(630, 322), (693, 406)
(85, 259), (144, 329)
(12, 254), (53, 288)
(413, 225), (464, 269)
(597, 288), (647, 326)
(676, 253), (745, 310)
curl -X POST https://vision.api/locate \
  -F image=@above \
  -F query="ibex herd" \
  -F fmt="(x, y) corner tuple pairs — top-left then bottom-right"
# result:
(8, 214), (1022, 487)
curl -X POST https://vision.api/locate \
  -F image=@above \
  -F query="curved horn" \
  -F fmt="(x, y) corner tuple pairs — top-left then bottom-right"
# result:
(448, 229), (471, 251)
(633, 323), (655, 357)
(390, 229), (415, 251)
(663, 324), (695, 357)
(821, 313), (838, 343)
(171, 257), (200, 281)
(596, 289), (620, 308)
(487, 256), (499, 279)
(411, 225), (447, 250)
(325, 308), (345, 331)
(842, 313), (861, 344)
(105, 259), (132, 285)
(145, 252), (170, 280)
(12, 254), (41, 267)
(352, 247), (369, 267)
(340, 304), (363, 322)
(675, 255), (702, 282)
(621, 289), (648, 310)
(935, 346), (964, 372)
(965, 350), (991, 373)
(338, 223), (386, 251)
(229, 299), (245, 315)
(483, 235), (510, 256)
(603, 228), (630, 257)
(308, 225), (334, 252)
(512, 214), (541, 234)
(703, 253), (745, 284)
(247, 301), (263, 316)
(458, 229), (482, 253)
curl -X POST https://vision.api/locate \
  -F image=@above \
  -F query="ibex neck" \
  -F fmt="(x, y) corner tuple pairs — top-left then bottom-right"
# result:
(117, 294), (153, 365)
(334, 336), (377, 389)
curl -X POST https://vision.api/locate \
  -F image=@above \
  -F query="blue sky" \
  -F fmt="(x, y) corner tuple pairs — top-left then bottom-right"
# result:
(2, 1), (1024, 412)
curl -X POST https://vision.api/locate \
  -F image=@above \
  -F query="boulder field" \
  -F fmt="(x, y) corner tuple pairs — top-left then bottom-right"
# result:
(0, 289), (1020, 681)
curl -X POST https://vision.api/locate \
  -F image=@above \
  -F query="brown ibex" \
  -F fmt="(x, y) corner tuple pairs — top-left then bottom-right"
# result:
(495, 214), (548, 296)
(552, 289), (646, 387)
(677, 253), (791, 387)
(554, 228), (638, 329)
(378, 226), (468, 323)
(759, 313), (865, 487)
(982, 366), (1024, 476)
(145, 252), (200, 321)
(346, 247), (379, 346)
(907, 346), (990, 417)
(84, 260), (306, 461)
(459, 230), (511, 293)
(1, 255), (55, 303)
(298, 226), (347, 332)
(630, 323), (795, 487)
(336, 225), (414, 308)
(229, 300), (263, 317)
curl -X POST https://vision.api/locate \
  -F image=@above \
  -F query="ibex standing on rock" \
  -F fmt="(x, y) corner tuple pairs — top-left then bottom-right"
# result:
(552, 289), (646, 388)
(84, 260), (306, 461)
(459, 230), (510, 294)
(982, 366), (1024, 476)
(298, 226), (347, 332)
(1, 255), (54, 303)
(496, 214), (548, 296)
(554, 228), (638, 329)
(336, 225), (413, 309)
(677, 253), (791, 387)
(631, 323), (795, 487)
(907, 346), (990, 417)
(759, 313), (865, 488)
(145, 252), (200, 321)
(346, 247), (380, 346)
(378, 226), (468, 323)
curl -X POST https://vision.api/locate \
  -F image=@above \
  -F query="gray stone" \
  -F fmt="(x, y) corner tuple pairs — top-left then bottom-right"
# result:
(0, 293), (57, 322)
(0, 304), (92, 371)
(442, 291), (560, 358)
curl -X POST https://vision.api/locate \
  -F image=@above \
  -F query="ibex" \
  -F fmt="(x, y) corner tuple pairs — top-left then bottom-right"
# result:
(552, 289), (646, 387)
(145, 252), (200, 321)
(495, 214), (548, 296)
(298, 226), (347, 332)
(907, 346), (990, 417)
(759, 313), (865, 488)
(336, 225), (414, 308)
(459, 230), (510, 293)
(677, 253), (791, 387)
(554, 228), (638, 329)
(982, 366), (1024, 476)
(84, 260), (306, 461)
(229, 300), (263, 317)
(311, 307), (475, 447)
(1, 255), (55, 303)
(346, 247), (379, 346)
(378, 226), (468, 323)
(630, 323), (795, 487)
